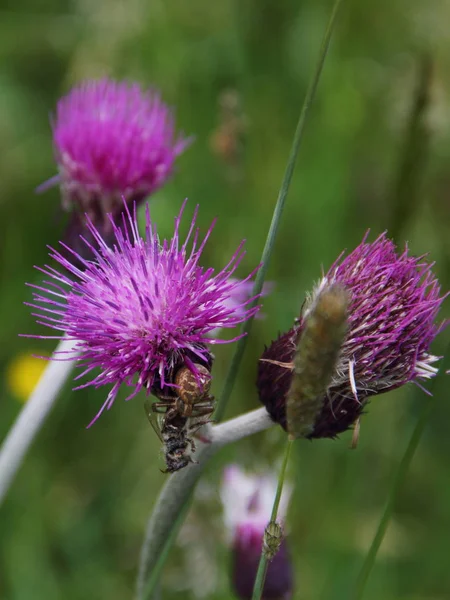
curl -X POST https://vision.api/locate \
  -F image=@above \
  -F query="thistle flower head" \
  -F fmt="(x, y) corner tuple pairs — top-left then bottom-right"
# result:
(26, 201), (260, 424)
(221, 465), (293, 600)
(40, 78), (190, 222)
(257, 232), (448, 439)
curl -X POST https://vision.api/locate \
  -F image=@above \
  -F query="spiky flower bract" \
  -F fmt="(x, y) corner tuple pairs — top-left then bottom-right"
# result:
(257, 232), (448, 439)
(26, 200), (260, 424)
(221, 465), (293, 600)
(40, 78), (190, 226)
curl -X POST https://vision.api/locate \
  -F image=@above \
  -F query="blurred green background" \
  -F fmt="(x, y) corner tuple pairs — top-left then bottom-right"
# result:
(1, 0), (450, 598)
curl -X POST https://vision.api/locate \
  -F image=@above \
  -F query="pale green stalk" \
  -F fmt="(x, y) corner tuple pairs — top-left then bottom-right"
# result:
(135, 408), (274, 600)
(0, 336), (78, 506)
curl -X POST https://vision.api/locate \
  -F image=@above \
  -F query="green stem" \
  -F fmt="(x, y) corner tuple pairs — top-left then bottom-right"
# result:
(353, 346), (450, 599)
(251, 438), (294, 600)
(353, 399), (433, 599)
(252, 559), (270, 600)
(214, 0), (345, 422)
(389, 54), (432, 242)
(270, 440), (294, 523)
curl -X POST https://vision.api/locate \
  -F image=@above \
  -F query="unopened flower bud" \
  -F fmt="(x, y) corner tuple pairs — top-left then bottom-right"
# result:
(263, 521), (284, 561)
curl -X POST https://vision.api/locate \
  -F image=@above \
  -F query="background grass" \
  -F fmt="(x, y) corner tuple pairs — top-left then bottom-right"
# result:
(1, 0), (450, 598)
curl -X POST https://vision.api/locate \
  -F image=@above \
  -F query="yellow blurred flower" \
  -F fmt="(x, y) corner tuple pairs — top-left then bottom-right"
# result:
(6, 352), (47, 403)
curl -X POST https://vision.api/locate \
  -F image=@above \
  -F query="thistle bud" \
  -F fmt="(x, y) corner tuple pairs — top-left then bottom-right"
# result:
(257, 233), (448, 439)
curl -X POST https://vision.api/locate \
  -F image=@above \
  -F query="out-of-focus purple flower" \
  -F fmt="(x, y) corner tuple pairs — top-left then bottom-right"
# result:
(26, 200), (260, 424)
(39, 78), (190, 225)
(221, 465), (293, 600)
(257, 232), (448, 439)
(208, 279), (273, 338)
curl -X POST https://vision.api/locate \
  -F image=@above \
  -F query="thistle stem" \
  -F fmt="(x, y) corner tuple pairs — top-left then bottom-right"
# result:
(0, 336), (78, 506)
(353, 347), (450, 599)
(140, 499), (192, 600)
(251, 438), (294, 600)
(269, 439), (294, 524)
(353, 398), (433, 599)
(252, 557), (270, 600)
(135, 407), (274, 600)
(214, 0), (345, 422)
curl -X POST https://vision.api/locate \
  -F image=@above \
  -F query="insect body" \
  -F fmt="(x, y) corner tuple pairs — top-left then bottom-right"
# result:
(152, 364), (214, 420)
(159, 412), (192, 473)
(144, 363), (215, 473)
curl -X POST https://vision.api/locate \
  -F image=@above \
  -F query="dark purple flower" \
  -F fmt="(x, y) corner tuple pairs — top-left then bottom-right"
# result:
(257, 233), (448, 439)
(39, 78), (190, 225)
(26, 201), (260, 424)
(221, 466), (293, 600)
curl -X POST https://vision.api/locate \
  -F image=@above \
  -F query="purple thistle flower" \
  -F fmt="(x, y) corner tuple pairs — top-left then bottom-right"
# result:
(39, 78), (190, 229)
(257, 232), (448, 439)
(221, 466), (293, 600)
(26, 200), (260, 425)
